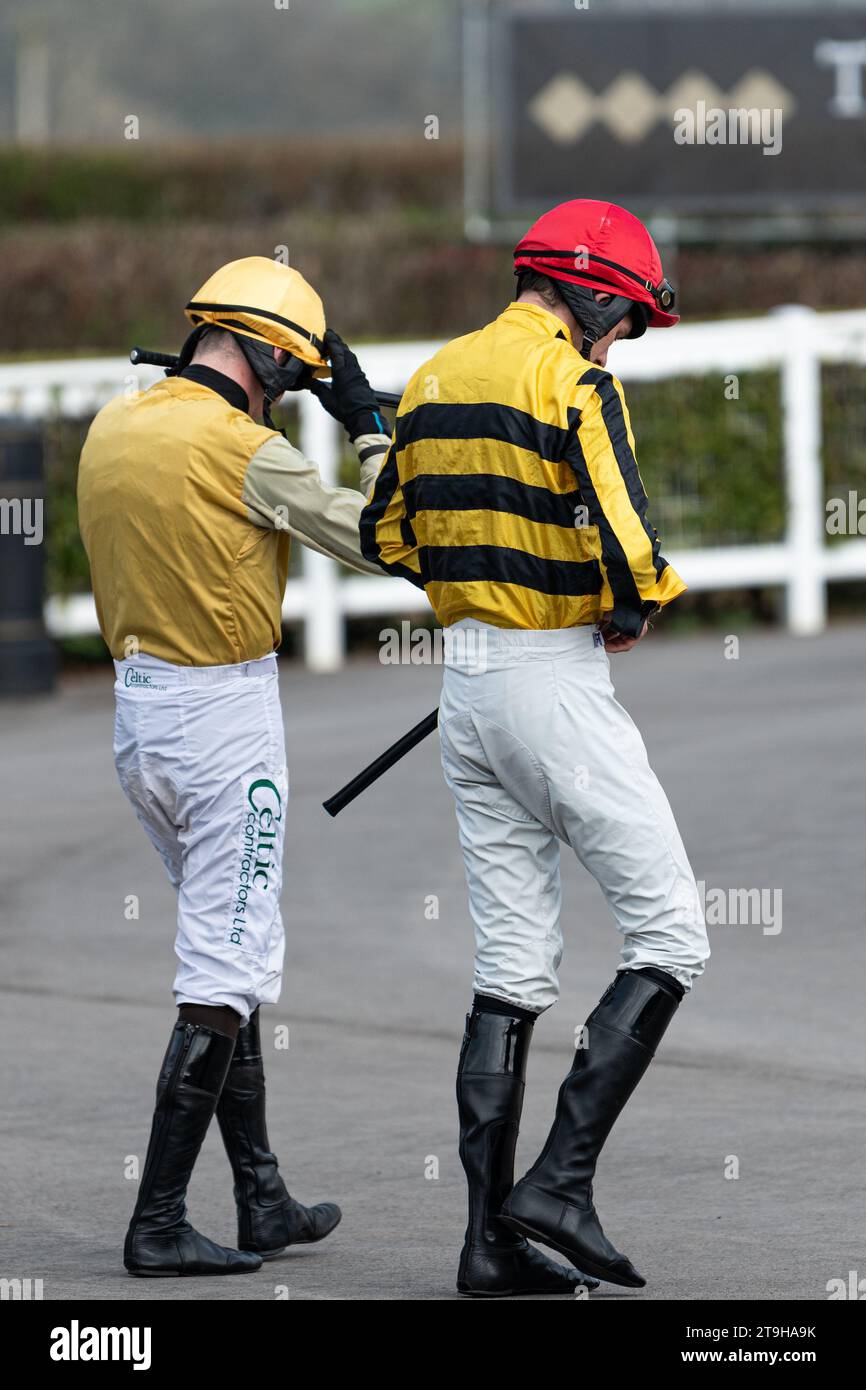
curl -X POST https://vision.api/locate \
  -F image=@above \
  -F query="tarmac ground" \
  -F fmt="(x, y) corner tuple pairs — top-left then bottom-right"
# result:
(1, 627), (863, 1301)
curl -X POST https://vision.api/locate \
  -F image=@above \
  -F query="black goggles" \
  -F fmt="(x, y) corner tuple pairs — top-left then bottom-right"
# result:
(515, 248), (676, 313)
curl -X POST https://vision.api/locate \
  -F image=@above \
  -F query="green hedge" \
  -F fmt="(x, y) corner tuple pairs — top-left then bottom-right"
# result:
(50, 366), (866, 589)
(52, 364), (866, 641)
(4, 144), (866, 357)
(46, 370), (789, 600)
(628, 372), (785, 549)
(0, 140), (463, 225)
(7, 142), (864, 643)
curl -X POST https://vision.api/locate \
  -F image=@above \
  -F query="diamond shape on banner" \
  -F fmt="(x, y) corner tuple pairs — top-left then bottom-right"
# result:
(728, 68), (797, 116)
(663, 70), (725, 120)
(599, 71), (660, 143)
(528, 73), (597, 144)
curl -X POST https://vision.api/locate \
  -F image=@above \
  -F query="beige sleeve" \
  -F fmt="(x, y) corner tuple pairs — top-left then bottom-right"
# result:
(241, 434), (389, 574)
(352, 432), (393, 498)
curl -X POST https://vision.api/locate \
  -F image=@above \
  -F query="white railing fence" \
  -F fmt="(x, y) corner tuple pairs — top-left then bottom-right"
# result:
(1, 305), (865, 670)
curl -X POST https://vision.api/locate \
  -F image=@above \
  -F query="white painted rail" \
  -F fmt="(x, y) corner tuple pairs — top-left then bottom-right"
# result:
(3, 305), (865, 668)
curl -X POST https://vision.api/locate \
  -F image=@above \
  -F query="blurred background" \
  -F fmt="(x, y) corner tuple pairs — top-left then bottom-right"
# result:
(1, 0), (866, 686)
(1, 0), (865, 1304)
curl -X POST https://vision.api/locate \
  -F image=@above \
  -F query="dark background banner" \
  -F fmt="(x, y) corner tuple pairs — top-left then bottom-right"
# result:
(502, 9), (866, 212)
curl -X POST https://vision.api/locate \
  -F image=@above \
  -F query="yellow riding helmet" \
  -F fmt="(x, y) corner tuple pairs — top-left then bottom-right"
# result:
(184, 256), (329, 376)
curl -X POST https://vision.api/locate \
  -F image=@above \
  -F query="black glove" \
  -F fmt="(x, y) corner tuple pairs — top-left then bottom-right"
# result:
(309, 328), (387, 441)
(605, 601), (660, 639)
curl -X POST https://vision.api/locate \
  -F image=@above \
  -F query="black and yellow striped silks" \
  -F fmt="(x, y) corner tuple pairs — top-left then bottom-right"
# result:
(360, 301), (685, 634)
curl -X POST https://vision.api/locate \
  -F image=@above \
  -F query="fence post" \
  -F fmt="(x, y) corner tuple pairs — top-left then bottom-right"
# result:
(775, 305), (826, 635)
(297, 395), (344, 671)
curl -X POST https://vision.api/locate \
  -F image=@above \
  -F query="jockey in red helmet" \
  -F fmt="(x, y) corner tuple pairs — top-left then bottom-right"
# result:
(513, 198), (677, 359)
(362, 198), (706, 1296)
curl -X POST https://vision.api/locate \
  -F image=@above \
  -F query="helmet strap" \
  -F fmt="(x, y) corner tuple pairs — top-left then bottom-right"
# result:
(232, 333), (308, 401)
(168, 324), (209, 375)
(172, 325), (306, 434)
(262, 398), (282, 434)
(555, 282), (643, 357)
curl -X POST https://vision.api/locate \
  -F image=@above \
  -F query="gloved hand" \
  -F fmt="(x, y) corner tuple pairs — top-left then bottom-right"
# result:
(308, 328), (388, 441)
(598, 614), (648, 652)
(599, 600), (659, 649)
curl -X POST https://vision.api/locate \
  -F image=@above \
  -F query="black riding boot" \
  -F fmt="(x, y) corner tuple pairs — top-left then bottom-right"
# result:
(500, 970), (682, 1288)
(456, 1002), (597, 1297)
(124, 1022), (262, 1276)
(216, 1007), (341, 1257)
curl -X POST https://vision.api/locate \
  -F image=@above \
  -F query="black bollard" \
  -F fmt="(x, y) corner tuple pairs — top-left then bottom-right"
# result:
(0, 420), (56, 696)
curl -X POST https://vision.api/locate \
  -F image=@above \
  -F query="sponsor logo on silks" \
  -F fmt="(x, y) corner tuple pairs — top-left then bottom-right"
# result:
(122, 668), (168, 691)
(227, 778), (283, 949)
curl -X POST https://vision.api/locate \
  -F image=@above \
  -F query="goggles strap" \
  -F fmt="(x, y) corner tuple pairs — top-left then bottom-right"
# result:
(515, 249), (674, 310)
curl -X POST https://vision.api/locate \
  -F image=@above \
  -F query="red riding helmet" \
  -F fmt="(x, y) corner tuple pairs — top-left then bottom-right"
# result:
(514, 199), (677, 354)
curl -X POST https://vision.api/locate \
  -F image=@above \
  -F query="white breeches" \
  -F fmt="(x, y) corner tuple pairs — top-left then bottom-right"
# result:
(439, 621), (709, 1013)
(113, 653), (287, 1025)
